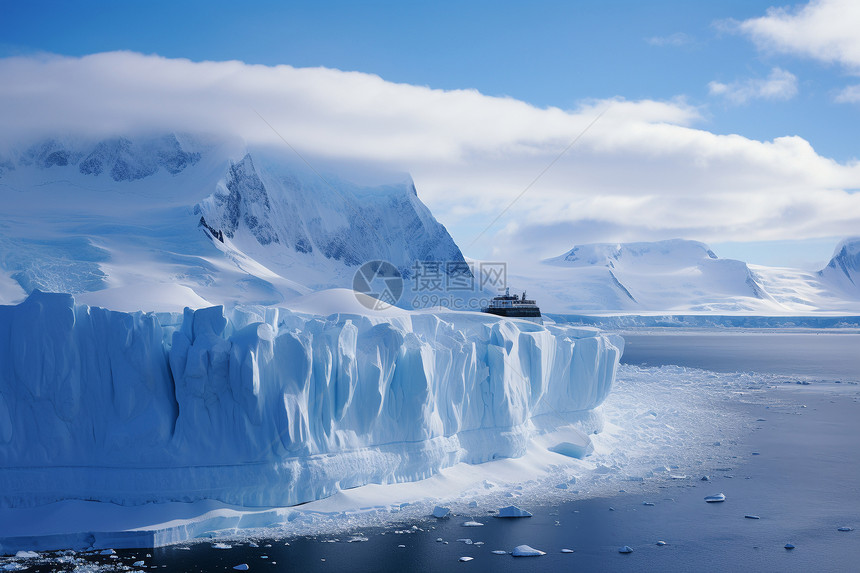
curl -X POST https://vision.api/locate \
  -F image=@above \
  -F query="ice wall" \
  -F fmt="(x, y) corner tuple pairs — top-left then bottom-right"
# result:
(0, 291), (622, 508)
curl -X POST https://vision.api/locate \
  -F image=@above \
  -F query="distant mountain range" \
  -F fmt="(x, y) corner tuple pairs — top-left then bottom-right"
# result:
(509, 238), (860, 314)
(1, 134), (857, 315)
(0, 134), (468, 311)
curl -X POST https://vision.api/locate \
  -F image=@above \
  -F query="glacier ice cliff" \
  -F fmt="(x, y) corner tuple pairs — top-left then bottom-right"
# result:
(0, 291), (622, 508)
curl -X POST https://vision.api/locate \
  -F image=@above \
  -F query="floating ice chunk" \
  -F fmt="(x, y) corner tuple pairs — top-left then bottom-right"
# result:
(837, 527), (853, 532)
(99, 549), (116, 555)
(398, 544), (406, 548)
(457, 539), (473, 544)
(491, 550), (507, 555)
(497, 505), (532, 518)
(213, 543), (232, 549)
(704, 493), (726, 503)
(784, 543), (795, 550)
(347, 536), (369, 543)
(656, 541), (667, 546)
(459, 557), (473, 562)
(618, 546), (634, 554)
(433, 506), (451, 519)
(745, 515), (760, 520)
(248, 542), (259, 548)
(561, 548), (574, 553)
(1, 565), (27, 571)
(512, 545), (545, 557)
(701, 476), (710, 481)
(14, 551), (38, 558)
(133, 561), (145, 566)
(436, 538), (443, 542)
(462, 521), (484, 527)
(474, 542), (484, 546)
(669, 474), (687, 480)
(233, 565), (249, 571)
(642, 502), (655, 506)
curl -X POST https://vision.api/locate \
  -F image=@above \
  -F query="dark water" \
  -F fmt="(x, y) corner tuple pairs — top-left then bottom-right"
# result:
(621, 332), (860, 381)
(15, 332), (860, 572)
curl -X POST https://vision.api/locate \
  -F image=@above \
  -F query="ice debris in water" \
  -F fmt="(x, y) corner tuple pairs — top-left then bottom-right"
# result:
(432, 506), (450, 519)
(457, 539), (473, 545)
(745, 515), (760, 520)
(704, 493), (726, 503)
(14, 551), (39, 559)
(233, 565), (249, 571)
(561, 548), (575, 553)
(512, 545), (545, 557)
(497, 505), (532, 518)
(213, 543), (232, 549)
(837, 527), (853, 532)
(462, 521), (484, 527)
(642, 502), (655, 506)
(347, 536), (369, 543)
(133, 561), (145, 566)
(701, 476), (710, 481)
(491, 550), (507, 555)
(656, 541), (667, 546)
(248, 542), (259, 548)
(618, 546), (634, 554)
(459, 556), (473, 562)
(784, 543), (795, 550)
(99, 549), (116, 555)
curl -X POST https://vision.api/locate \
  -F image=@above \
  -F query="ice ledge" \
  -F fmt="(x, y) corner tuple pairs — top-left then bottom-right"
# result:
(0, 290), (622, 510)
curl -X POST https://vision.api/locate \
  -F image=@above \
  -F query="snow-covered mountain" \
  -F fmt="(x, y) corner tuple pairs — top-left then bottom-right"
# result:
(0, 134), (469, 311)
(509, 238), (860, 314)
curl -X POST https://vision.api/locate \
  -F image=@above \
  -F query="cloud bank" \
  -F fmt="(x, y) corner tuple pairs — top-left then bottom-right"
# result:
(0, 51), (859, 261)
(737, 0), (860, 70)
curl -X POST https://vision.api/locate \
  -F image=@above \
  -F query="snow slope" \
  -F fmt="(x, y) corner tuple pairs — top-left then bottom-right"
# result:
(0, 289), (621, 510)
(510, 239), (860, 314)
(0, 134), (470, 311)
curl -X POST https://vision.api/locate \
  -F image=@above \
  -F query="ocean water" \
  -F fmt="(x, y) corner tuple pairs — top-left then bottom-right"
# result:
(621, 331), (860, 381)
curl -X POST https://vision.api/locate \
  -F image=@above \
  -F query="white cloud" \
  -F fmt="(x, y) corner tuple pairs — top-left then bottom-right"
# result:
(835, 84), (860, 102)
(646, 32), (692, 47)
(707, 67), (798, 104)
(0, 52), (859, 261)
(737, 0), (860, 70)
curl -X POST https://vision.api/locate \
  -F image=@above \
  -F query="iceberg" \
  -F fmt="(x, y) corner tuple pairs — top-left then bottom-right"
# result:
(0, 290), (622, 512)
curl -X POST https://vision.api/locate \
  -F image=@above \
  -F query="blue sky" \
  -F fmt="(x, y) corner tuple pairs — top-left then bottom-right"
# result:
(1, 0), (859, 268)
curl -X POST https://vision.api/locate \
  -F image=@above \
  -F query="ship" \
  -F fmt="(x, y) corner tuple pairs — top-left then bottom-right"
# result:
(481, 287), (542, 322)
